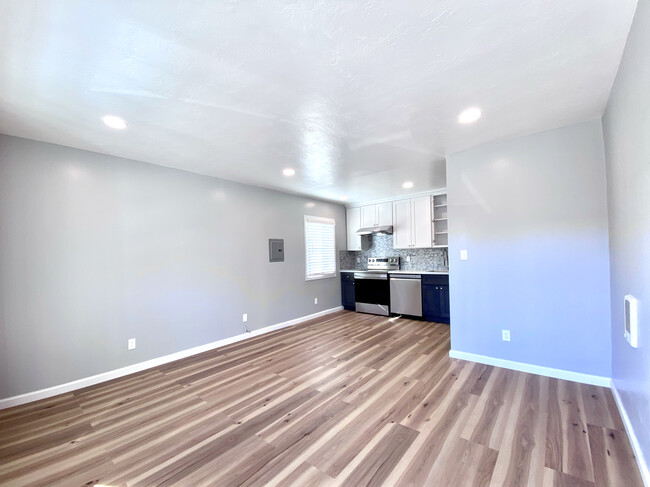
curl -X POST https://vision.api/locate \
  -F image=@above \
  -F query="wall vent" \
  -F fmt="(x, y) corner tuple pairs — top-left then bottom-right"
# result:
(624, 294), (638, 348)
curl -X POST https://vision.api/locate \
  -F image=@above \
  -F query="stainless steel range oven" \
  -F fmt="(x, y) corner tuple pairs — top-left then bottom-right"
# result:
(354, 257), (399, 316)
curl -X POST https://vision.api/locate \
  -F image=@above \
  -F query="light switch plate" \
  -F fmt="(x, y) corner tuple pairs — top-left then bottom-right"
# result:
(460, 250), (468, 260)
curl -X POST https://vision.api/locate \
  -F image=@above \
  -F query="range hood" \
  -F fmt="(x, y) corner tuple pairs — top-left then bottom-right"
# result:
(356, 225), (393, 236)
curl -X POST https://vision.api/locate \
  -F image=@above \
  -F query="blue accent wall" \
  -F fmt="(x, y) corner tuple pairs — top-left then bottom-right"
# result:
(447, 120), (612, 377)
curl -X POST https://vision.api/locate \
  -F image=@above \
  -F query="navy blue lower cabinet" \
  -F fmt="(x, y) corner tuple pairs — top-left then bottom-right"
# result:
(341, 272), (356, 311)
(422, 274), (450, 324)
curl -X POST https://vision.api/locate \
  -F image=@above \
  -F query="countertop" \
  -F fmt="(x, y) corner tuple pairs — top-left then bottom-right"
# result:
(341, 269), (449, 275)
(390, 270), (449, 275)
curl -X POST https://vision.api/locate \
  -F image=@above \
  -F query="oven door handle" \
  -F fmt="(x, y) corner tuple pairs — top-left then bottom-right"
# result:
(354, 273), (388, 280)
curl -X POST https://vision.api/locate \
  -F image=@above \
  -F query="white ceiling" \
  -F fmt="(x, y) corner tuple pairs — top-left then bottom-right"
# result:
(0, 1), (637, 205)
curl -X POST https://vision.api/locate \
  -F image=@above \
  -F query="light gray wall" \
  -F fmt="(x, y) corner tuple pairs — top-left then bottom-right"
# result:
(446, 120), (612, 376)
(0, 135), (346, 399)
(602, 0), (650, 471)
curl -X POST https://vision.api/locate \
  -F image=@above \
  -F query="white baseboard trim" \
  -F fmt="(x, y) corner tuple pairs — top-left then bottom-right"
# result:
(448, 350), (611, 387)
(0, 306), (344, 410)
(611, 380), (650, 487)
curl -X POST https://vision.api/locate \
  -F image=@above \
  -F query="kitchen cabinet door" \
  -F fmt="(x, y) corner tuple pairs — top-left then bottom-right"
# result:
(341, 273), (356, 310)
(392, 199), (412, 249)
(422, 284), (450, 324)
(422, 284), (439, 321)
(376, 202), (393, 226)
(346, 207), (362, 251)
(411, 195), (432, 248)
(439, 284), (450, 321)
(361, 205), (377, 227)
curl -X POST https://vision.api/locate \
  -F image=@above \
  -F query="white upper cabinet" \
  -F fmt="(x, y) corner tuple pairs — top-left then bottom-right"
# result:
(345, 192), (444, 251)
(346, 207), (362, 251)
(376, 202), (392, 226)
(392, 199), (412, 249)
(411, 195), (432, 248)
(360, 202), (393, 227)
(392, 196), (433, 248)
(361, 205), (377, 228)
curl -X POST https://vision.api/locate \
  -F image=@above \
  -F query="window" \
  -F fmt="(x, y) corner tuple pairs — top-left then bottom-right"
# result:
(304, 215), (336, 280)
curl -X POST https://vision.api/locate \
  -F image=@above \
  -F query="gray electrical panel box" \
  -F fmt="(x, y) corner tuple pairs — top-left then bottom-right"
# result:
(269, 239), (284, 262)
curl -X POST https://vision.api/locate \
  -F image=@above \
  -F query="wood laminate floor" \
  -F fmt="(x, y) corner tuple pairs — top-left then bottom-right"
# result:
(0, 311), (643, 487)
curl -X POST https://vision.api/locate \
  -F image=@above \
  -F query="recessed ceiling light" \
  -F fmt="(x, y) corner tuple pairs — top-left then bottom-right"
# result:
(458, 107), (482, 124)
(402, 181), (414, 189)
(282, 168), (296, 176)
(101, 115), (128, 130)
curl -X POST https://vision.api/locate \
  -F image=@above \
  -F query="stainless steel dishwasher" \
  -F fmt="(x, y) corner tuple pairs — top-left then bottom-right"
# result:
(389, 274), (422, 317)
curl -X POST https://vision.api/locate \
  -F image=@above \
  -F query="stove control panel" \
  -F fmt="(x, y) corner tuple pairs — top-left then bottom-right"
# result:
(367, 257), (400, 271)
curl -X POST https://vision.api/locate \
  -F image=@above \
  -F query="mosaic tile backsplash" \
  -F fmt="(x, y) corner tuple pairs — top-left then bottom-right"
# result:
(339, 234), (448, 271)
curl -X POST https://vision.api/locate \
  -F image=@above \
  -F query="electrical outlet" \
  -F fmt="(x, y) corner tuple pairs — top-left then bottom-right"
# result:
(406, 255), (411, 263)
(460, 249), (468, 261)
(242, 313), (248, 323)
(128, 338), (136, 350)
(314, 297), (318, 304)
(356, 257), (361, 264)
(502, 329), (511, 342)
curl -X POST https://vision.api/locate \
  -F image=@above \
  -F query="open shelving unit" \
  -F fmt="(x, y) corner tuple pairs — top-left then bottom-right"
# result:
(432, 193), (448, 247)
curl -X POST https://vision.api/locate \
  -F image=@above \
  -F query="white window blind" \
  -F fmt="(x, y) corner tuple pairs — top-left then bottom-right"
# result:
(304, 215), (336, 280)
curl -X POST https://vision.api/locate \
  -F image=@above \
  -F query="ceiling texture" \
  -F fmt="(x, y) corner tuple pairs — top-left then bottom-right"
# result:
(0, 1), (637, 205)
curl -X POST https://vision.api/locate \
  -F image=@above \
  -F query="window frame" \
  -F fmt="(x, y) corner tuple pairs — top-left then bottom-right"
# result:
(304, 215), (337, 281)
